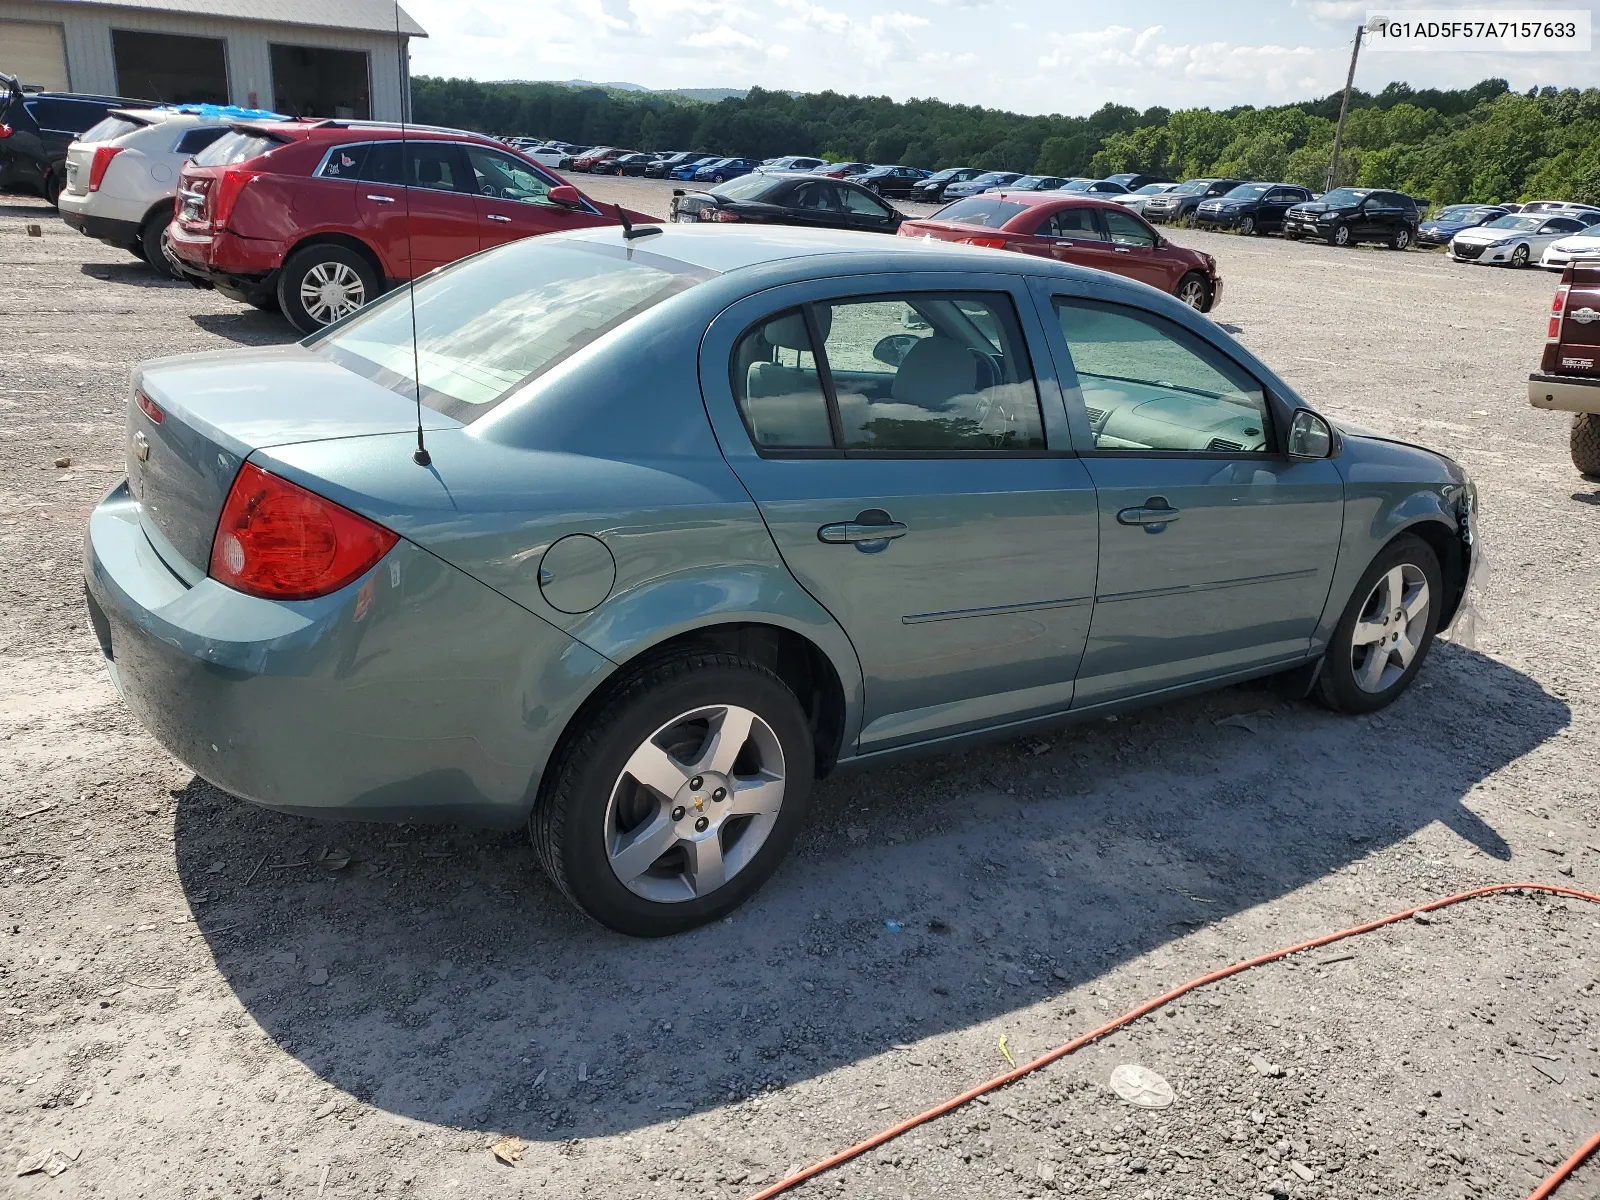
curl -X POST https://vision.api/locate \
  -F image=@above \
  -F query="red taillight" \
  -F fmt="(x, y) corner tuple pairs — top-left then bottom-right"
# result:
(87, 145), (125, 192)
(135, 390), (163, 424)
(710, 209), (741, 222)
(210, 168), (260, 230)
(959, 235), (1007, 249)
(1549, 286), (1569, 341)
(0, 124), (12, 139)
(209, 462), (398, 601)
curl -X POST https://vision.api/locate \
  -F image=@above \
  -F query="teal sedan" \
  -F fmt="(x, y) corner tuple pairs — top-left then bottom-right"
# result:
(84, 225), (1480, 936)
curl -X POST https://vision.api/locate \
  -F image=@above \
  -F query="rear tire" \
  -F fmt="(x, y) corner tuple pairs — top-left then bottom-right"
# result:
(1390, 225), (1412, 251)
(43, 170), (61, 208)
(140, 211), (182, 280)
(1314, 534), (1442, 715)
(532, 652), (814, 937)
(1572, 413), (1600, 478)
(276, 243), (379, 335)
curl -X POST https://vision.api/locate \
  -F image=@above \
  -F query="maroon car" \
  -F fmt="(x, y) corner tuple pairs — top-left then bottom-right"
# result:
(899, 192), (1222, 311)
(1529, 258), (1600, 475)
(165, 121), (650, 334)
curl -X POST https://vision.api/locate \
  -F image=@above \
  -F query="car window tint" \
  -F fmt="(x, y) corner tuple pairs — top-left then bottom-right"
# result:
(318, 143), (370, 179)
(817, 293), (1046, 453)
(1046, 208), (1105, 239)
(408, 143), (470, 193)
(936, 197), (1028, 227)
(1055, 299), (1270, 454)
(466, 146), (553, 204)
(840, 186), (890, 217)
(359, 142), (404, 184)
(173, 127), (228, 156)
(1102, 209), (1155, 247)
(26, 98), (105, 132)
(192, 131), (279, 167)
(732, 309), (835, 449)
(792, 181), (843, 211)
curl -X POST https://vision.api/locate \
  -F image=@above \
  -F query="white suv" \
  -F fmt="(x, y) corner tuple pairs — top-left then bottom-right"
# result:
(57, 105), (279, 275)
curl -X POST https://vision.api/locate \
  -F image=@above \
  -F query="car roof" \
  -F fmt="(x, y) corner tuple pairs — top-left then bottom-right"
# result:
(974, 191), (1129, 213)
(231, 120), (509, 148)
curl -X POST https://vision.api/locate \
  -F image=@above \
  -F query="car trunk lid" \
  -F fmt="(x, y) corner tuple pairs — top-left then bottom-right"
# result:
(127, 346), (458, 576)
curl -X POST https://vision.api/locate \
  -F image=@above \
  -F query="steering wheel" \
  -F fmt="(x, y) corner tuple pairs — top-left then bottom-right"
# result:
(480, 183), (497, 197)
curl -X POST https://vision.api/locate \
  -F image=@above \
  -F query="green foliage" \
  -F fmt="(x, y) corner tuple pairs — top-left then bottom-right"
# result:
(412, 75), (1600, 204)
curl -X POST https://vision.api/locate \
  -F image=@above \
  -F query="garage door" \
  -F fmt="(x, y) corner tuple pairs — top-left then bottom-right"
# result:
(0, 22), (69, 91)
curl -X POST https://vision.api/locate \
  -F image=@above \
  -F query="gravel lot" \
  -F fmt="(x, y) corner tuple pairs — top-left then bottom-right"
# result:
(2, 176), (1599, 1200)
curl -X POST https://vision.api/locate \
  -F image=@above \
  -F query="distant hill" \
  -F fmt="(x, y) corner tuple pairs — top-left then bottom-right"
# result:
(488, 79), (749, 103)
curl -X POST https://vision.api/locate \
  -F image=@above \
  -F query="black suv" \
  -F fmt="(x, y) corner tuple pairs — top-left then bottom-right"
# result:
(1283, 187), (1420, 249)
(0, 74), (146, 205)
(1142, 178), (1250, 225)
(910, 167), (983, 203)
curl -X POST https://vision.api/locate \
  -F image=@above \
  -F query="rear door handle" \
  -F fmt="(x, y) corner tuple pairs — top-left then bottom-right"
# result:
(485, 213), (512, 222)
(1117, 500), (1181, 528)
(818, 521), (908, 544)
(365, 194), (397, 203)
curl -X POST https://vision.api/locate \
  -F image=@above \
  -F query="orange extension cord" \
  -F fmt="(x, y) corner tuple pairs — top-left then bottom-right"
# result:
(745, 883), (1600, 1200)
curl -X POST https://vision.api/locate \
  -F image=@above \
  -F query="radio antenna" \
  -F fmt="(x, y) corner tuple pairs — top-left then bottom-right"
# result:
(396, 0), (430, 466)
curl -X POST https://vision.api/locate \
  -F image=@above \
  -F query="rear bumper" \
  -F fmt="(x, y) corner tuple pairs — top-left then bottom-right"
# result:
(84, 481), (614, 828)
(166, 225), (284, 298)
(59, 206), (141, 247)
(1529, 371), (1600, 415)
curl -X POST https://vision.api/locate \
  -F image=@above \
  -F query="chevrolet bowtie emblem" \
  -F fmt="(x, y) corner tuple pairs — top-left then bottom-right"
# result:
(694, 797), (705, 812)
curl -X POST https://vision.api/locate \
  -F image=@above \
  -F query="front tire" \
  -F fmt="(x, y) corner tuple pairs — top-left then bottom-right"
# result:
(1510, 243), (1530, 267)
(1315, 534), (1442, 714)
(1175, 272), (1211, 311)
(1329, 223), (1351, 247)
(1572, 413), (1600, 477)
(532, 652), (815, 937)
(276, 243), (379, 335)
(713, 173), (726, 183)
(1240, 215), (1256, 236)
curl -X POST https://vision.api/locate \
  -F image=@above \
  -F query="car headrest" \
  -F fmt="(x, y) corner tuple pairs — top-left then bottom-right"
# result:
(761, 307), (831, 352)
(890, 336), (979, 409)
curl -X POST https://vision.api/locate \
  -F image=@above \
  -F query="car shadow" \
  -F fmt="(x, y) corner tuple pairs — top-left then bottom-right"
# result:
(189, 309), (298, 346)
(173, 642), (1555, 1141)
(0, 200), (50, 217)
(78, 262), (187, 288)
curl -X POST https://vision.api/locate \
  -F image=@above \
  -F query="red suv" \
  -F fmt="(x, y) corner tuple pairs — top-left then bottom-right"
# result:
(165, 121), (648, 333)
(899, 192), (1222, 312)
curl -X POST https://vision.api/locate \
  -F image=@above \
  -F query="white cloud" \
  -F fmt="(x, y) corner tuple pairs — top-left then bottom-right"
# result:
(683, 23), (763, 50)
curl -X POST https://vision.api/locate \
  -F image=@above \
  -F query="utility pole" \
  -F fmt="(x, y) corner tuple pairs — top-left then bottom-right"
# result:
(1325, 21), (1367, 194)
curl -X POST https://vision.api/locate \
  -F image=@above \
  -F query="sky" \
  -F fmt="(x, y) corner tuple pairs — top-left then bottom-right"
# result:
(403, 0), (1599, 116)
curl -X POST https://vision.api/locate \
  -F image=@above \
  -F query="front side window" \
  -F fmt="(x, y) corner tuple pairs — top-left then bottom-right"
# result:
(1102, 209), (1155, 247)
(791, 181), (843, 211)
(465, 146), (554, 204)
(840, 186), (891, 217)
(311, 240), (714, 420)
(1055, 299), (1270, 454)
(733, 293), (1045, 454)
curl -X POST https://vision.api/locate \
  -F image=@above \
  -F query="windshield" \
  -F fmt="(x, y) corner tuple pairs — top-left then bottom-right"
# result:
(1134, 183), (1170, 194)
(710, 174), (776, 200)
(929, 168), (963, 181)
(310, 240), (714, 421)
(973, 172), (1015, 184)
(1437, 205), (1490, 221)
(1172, 180), (1211, 195)
(1485, 215), (1545, 231)
(1225, 184), (1270, 200)
(1319, 188), (1373, 206)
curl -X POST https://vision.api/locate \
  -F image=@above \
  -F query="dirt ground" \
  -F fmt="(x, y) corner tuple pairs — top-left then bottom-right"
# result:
(2, 176), (1598, 1200)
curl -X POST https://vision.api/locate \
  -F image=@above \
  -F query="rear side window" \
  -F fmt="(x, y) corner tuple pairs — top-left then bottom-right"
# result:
(174, 127), (228, 156)
(733, 292), (1045, 454)
(26, 98), (107, 133)
(80, 115), (148, 143)
(934, 197), (1028, 227)
(318, 143), (370, 178)
(192, 131), (281, 167)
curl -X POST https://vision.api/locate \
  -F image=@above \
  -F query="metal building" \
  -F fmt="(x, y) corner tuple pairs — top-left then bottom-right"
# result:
(0, 0), (425, 120)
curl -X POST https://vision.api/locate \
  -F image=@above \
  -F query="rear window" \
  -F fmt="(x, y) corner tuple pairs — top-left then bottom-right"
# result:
(309, 240), (716, 421)
(933, 197), (1029, 228)
(174, 126), (229, 156)
(80, 115), (150, 143)
(710, 173), (777, 200)
(192, 130), (281, 167)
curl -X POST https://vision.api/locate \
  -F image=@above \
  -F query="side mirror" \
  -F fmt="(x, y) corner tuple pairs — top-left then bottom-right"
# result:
(547, 185), (582, 208)
(1287, 409), (1334, 459)
(873, 333), (921, 367)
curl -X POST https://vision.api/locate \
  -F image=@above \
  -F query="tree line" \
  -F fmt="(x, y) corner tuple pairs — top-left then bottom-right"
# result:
(412, 75), (1600, 206)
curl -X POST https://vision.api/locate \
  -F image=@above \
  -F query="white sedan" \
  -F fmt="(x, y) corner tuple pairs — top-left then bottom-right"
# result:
(1449, 212), (1591, 267)
(1541, 232), (1600, 270)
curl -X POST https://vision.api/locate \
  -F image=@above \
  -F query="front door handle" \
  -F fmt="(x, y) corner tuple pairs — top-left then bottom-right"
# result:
(818, 520), (908, 545)
(1113, 246), (1134, 254)
(365, 194), (397, 203)
(1117, 498), (1182, 529)
(485, 213), (512, 222)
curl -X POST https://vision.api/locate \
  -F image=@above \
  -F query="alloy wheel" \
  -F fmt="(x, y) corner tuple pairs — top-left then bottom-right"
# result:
(1333, 224), (1351, 246)
(1349, 563), (1430, 693)
(298, 261), (367, 325)
(603, 704), (786, 903)
(1511, 244), (1530, 267)
(1240, 216), (1255, 235)
(1394, 227), (1410, 250)
(1177, 278), (1208, 309)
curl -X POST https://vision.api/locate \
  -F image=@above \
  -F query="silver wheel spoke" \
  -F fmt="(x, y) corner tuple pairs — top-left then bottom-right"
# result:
(1351, 618), (1388, 646)
(694, 706), (754, 777)
(623, 739), (690, 799)
(683, 835), (727, 895)
(609, 810), (678, 884)
(728, 771), (784, 817)
(1401, 578), (1430, 623)
(1394, 627), (1422, 668)
(1381, 567), (1406, 612)
(1358, 644), (1389, 691)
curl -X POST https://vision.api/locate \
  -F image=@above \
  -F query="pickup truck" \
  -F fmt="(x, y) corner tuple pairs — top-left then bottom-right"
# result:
(1529, 258), (1600, 476)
